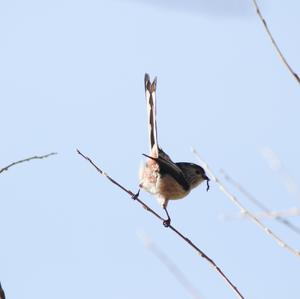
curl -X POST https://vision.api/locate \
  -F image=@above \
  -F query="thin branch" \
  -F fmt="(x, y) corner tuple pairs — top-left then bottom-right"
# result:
(221, 207), (300, 221)
(192, 148), (300, 258)
(77, 149), (245, 299)
(249, 208), (300, 219)
(260, 147), (300, 202)
(220, 170), (300, 235)
(251, 0), (300, 85)
(138, 231), (205, 299)
(0, 152), (57, 174)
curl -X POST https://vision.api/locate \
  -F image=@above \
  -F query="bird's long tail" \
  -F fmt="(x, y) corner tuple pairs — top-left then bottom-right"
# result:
(144, 73), (159, 158)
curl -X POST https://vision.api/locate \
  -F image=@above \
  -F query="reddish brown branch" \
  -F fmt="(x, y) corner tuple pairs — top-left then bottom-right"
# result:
(77, 149), (245, 299)
(252, 0), (300, 85)
(0, 152), (57, 174)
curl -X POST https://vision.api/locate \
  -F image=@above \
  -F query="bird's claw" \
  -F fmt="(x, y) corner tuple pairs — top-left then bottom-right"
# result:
(132, 189), (140, 200)
(163, 218), (171, 227)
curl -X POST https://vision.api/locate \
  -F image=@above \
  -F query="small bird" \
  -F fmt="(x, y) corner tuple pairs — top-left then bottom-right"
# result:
(0, 282), (5, 299)
(139, 73), (210, 226)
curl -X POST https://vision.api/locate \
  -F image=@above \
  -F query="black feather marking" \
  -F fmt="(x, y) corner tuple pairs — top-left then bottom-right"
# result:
(0, 282), (6, 299)
(142, 153), (190, 191)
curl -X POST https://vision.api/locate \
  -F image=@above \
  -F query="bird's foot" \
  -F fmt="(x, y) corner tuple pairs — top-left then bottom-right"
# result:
(163, 218), (171, 227)
(132, 189), (140, 200)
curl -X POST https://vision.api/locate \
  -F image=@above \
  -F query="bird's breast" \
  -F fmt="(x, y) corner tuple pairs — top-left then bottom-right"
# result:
(157, 174), (190, 200)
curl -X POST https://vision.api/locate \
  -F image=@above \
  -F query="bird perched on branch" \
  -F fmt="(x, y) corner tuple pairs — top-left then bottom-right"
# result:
(138, 73), (210, 227)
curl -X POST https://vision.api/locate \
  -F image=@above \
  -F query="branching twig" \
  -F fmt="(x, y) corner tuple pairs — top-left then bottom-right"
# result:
(221, 208), (300, 221)
(138, 231), (204, 299)
(260, 147), (300, 202)
(192, 148), (300, 258)
(77, 149), (245, 299)
(0, 152), (57, 174)
(221, 170), (300, 235)
(251, 0), (300, 85)
(249, 208), (300, 219)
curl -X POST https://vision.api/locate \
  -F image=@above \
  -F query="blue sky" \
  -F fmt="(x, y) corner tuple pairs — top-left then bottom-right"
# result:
(1, 0), (300, 298)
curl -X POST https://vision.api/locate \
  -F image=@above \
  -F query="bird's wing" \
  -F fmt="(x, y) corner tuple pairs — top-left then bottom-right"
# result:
(143, 151), (190, 191)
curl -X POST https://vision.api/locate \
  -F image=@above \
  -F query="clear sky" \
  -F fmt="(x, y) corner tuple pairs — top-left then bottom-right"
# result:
(1, 0), (300, 298)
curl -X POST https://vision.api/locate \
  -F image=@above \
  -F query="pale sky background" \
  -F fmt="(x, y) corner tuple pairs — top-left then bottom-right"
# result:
(1, 0), (300, 298)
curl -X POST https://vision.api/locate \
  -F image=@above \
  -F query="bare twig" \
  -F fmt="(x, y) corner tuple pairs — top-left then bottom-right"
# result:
(260, 147), (300, 202)
(249, 208), (300, 219)
(222, 207), (300, 221)
(221, 170), (300, 235)
(0, 282), (5, 299)
(192, 148), (300, 258)
(138, 231), (204, 299)
(251, 0), (300, 85)
(0, 152), (57, 174)
(77, 149), (245, 299)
